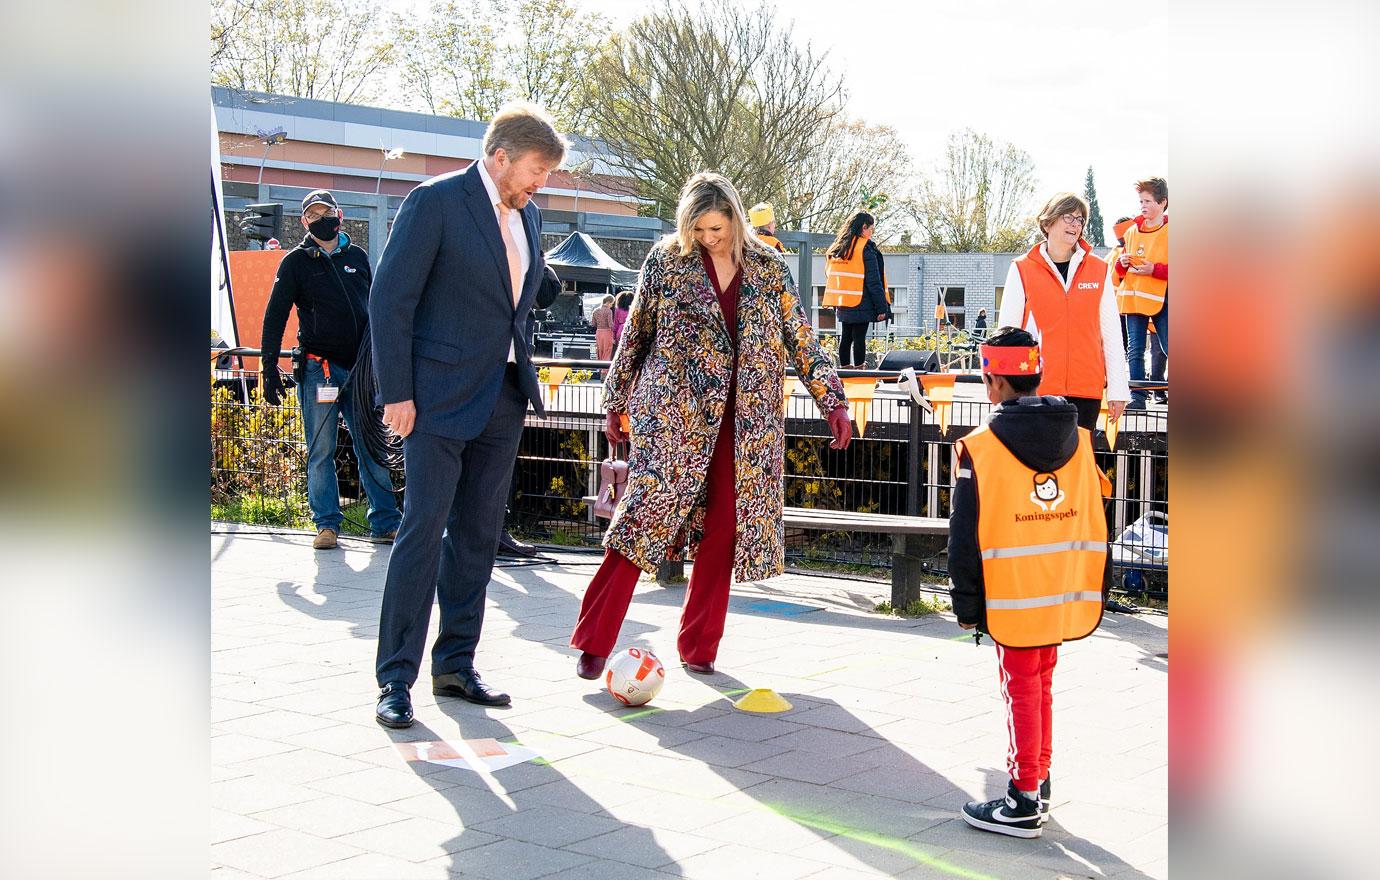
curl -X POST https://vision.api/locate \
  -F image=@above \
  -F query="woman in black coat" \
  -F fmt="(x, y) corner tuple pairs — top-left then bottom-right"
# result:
(825, 211), (890, 368)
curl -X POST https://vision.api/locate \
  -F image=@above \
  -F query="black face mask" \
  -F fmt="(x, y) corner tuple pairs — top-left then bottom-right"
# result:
(308, 215), (341, 240)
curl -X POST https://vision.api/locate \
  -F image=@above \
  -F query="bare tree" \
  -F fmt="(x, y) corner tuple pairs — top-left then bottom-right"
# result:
(781, 118), (913, 242)
(578, 0), (846, 218)
(211, 0), (394, 104)
(211, 0), (257, 68)
(393, 0), (607, 130)
(905, 128), (1039, 252)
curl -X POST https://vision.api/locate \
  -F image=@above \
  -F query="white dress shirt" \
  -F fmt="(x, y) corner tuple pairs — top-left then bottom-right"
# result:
(996, 242), (1131, 402)
(477, 158), (531, 363)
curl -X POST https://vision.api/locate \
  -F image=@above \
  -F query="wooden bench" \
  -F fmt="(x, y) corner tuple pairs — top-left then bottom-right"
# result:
(783, 507), (949, 607)
(582, 496), (949, 604)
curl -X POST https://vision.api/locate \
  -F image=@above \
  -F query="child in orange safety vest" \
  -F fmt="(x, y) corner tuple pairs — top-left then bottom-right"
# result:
(947, 326), (1112, 838)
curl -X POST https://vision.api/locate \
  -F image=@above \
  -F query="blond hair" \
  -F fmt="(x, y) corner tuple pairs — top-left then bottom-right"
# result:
(482, 102), (569, 163)
(1036, 192), (1091, 239)
(662, 172), (778, 262)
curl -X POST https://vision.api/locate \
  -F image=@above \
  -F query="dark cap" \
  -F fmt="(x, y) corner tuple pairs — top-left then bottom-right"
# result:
(301, 190), (338, 213)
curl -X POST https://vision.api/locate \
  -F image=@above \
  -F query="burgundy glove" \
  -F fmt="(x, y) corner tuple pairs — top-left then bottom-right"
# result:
(605, 411), (629, 446)
(827, 406), (853, 450)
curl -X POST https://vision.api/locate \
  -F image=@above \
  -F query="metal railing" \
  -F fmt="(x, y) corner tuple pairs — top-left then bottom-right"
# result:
(210, 352), (1168, 599)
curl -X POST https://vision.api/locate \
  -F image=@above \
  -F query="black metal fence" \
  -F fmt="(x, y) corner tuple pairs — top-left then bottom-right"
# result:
(211, 356), (1168, 600)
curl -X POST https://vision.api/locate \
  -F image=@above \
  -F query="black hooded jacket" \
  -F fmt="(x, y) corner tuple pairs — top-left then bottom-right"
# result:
(947, 395), (1113, 630)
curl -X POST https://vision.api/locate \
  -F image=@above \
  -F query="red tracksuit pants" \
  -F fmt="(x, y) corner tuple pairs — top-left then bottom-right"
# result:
(571, 397), (738, 667)
(995, 643), (1059, 790)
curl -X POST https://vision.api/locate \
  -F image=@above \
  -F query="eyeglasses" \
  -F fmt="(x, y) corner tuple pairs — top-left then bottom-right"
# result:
(1060, 213), (1086, 227)
(304, 208), (338, 221)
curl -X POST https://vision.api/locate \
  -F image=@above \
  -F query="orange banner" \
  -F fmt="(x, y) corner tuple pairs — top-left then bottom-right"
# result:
(919, 374), (956, 435)
(227, 249), (291, 371)
(841, 376), (878, 438)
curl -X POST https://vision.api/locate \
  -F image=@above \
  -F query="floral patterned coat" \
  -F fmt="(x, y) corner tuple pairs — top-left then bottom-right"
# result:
(602, 241), (847, 582)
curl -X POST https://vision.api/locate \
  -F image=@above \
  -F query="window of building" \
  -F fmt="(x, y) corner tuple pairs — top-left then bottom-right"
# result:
(939, 286), (965, 330)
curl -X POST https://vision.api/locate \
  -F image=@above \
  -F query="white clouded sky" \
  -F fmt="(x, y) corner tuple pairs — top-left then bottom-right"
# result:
(577, 0), (1167, 225)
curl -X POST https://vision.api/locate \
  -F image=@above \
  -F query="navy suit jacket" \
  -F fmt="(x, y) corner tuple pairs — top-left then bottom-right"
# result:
(370, 162), (549, 440)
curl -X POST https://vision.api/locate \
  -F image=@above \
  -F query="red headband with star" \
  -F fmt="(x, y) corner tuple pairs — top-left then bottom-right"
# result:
(980, 344), (1042, 376)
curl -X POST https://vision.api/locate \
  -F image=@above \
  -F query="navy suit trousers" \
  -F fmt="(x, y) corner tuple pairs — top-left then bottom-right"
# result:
(375, 365), (528, 686)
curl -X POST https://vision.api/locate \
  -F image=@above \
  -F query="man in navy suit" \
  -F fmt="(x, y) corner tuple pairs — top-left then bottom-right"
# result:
(369, 104), (568, 728)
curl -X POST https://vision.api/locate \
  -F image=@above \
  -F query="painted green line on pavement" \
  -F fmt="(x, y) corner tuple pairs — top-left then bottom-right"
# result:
(763, 802), (998, 880)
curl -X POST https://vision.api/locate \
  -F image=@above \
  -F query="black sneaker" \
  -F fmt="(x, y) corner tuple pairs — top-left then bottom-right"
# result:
(961, 780), (1043, 838)
(1040, 776), (1051, 823)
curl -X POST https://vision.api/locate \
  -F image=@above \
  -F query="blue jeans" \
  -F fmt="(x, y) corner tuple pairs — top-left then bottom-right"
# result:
(1125, 299), (1169, 403)
(297, 357), (402, 535)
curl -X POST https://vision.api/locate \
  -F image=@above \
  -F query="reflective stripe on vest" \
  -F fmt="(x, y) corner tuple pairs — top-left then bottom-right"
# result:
(822, 243), (889, 308)
(986, 591), (1104, 610)
(981, 540), (1108, 560)
(957, 424), (1108, 648)
(1118, 221), (1168, 316)
(823, 243), (865, 307)
(1016, 241), (1108, 399)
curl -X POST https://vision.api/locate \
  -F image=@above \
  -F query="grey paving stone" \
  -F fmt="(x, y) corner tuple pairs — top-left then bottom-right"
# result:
(211, 827), (364, 878)
(252, 795), (411, 838)
(333, 816), (500, 863)
(563, 824), (723, 869)
(470, 804), (624, 848)
(444, 838), (593, 880)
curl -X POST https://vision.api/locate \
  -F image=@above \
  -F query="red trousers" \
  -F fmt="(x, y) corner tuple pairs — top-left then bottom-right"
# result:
(571, 398), (738, 666)
(995, 643), (1059, 790)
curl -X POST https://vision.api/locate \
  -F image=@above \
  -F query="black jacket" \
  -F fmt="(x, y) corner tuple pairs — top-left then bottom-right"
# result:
(261, 234), (372, 370)
(836, 240), (890, 324)
(947, 395), (1112, 630)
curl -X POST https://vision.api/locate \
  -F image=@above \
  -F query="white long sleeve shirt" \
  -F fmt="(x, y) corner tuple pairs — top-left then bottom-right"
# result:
(996, 242), (1131, 402)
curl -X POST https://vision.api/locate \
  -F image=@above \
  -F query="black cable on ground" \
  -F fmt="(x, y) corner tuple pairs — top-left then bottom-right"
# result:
(349, 331), (405, 472)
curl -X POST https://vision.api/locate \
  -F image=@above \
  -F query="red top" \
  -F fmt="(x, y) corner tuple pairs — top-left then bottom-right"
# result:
(700, 250), (742, 345)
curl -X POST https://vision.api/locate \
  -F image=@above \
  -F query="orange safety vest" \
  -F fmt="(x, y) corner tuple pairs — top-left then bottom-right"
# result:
(758, 233), (785, 252)
(957, 424), (1108, 648)
(1015, 242), (1108, 400)
(823, 242), (889, 308)
(1118, 219), (1168, 316)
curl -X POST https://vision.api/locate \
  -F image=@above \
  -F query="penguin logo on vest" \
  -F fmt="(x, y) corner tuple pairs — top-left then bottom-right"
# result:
(1030, 473), (1066, 511)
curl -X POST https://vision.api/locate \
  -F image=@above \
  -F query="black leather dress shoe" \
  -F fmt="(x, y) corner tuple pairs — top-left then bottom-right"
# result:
(375, 682), (414, 728)
(433, 670), (511, 706)
(497, 530), (539, 558)
(682, 660), (716, 676)
(576, 652), (606, 680)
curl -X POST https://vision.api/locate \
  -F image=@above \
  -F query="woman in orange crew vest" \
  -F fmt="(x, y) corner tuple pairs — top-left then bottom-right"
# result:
(1113, 177), (1169, 410)
(823, 211), (890, 369)
(570, 172), (852, 681)
(996, 193), (1128, 429)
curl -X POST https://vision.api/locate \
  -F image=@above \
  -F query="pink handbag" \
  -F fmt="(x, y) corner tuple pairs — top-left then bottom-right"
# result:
(593, 446), (628, 520)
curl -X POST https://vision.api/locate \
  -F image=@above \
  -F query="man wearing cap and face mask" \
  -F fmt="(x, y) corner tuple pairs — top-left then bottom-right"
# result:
(260, 190), (402, 550)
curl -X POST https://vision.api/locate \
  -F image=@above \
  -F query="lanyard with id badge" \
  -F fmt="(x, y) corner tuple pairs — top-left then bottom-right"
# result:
(310, 354), (340, 404)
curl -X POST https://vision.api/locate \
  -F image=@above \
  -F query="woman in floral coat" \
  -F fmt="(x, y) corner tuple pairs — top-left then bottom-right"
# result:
(571, 172), (852, 679)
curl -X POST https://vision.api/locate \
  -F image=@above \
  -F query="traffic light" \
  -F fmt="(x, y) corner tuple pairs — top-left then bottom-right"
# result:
(240, 203), (282, 243)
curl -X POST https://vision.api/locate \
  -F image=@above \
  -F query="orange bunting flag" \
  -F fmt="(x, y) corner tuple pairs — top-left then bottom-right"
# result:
(545, 366), (570, 405)
(919, 374), (956, 435)
(1097, 394), (1121, 451)
(840, 376), (878, 438)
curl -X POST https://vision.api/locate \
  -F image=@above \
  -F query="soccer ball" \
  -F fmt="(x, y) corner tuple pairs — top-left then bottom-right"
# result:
(604, 647), (666, 706)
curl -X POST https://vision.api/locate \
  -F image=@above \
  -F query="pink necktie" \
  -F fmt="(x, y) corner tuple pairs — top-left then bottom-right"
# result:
(497, 203), (523, 307)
